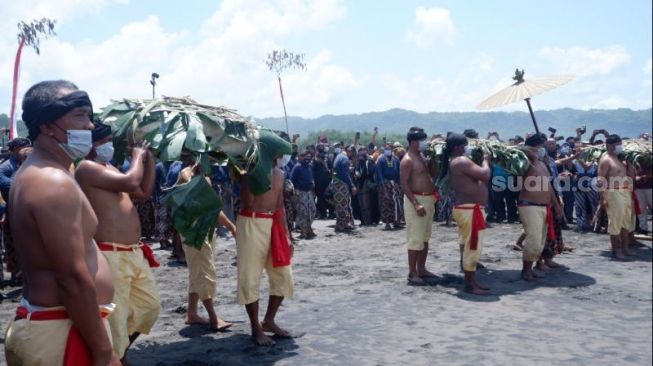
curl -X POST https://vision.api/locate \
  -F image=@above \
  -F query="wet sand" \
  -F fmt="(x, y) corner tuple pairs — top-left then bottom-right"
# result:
(1, 220), (651, 365)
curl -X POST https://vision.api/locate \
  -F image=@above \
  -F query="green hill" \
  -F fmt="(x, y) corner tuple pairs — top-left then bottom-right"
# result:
(256, 108), (652, 140)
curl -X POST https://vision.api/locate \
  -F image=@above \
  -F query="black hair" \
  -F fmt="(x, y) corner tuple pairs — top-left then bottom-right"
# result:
(525, 134), (545, 147)
(406, 127), (427, 142)
(439, 132), (467, 180)
(22, 80), (80, 141)
(463, 129), (478, 139)
(605, 134), (621, 145)
(8, 137), (31, 151)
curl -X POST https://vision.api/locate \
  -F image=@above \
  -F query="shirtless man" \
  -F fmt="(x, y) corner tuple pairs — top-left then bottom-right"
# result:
(400, 127), (437, 286)
(176, 162), (235, 331)
(597, 134), (637, 259)
(5, 80), (120, 365)
(236, 131), (295, 346)
(446, 133), (491, 294)
(75, 124), (160, 364)
(518, 134), (563, 281)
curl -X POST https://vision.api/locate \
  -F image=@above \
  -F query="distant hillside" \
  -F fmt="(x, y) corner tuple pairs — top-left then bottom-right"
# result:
(256, 108), (652, 140)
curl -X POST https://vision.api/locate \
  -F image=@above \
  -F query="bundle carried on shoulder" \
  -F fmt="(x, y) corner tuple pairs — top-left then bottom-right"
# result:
(578, 139), (652, 169)
(97, 97), (291, 248)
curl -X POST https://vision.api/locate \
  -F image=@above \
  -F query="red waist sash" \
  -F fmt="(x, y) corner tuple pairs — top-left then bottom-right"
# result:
(413, 191), (440, 202)
(546, 205), (556, 241)
(271, 209), (292, 267)
(453, 204), (486, 250)
(632, 191), (643, 215)
(239, 210), (274, 219)
(96, 241), (160, 268)
(15, 306), (111, 366)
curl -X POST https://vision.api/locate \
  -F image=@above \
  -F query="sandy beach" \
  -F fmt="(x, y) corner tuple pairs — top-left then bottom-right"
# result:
(1, 220), (651, 365)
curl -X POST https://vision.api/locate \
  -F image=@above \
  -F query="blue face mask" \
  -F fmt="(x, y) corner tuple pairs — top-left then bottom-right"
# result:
(384, 149), (392, 157)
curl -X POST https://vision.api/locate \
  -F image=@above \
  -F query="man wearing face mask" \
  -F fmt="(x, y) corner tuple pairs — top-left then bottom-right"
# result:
(516, 134), (563, 281)
(376, 143), (404, 230)
(75, 121), (160, 364)
(400, 127), (437, 285)
(291, 150), (316, 239)
(597, 134), (638, 260)
(5, 80), (120, 365)
(445, 133), (491, 294)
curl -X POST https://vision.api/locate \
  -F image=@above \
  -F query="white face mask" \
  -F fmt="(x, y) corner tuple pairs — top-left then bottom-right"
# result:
(463, 146), (472, 157)
(418, 140), (428, 152)
(614, 144), (623, 155)
(277, 154), (291, 168)
(384, 149), (392, 157)
(59, 130), (92, 160)
(537, 147), (546, 159)
(334, 148), (342, 154)
(94, 141), (114, 163)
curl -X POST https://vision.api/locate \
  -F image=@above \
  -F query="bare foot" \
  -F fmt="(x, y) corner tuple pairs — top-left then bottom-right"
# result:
(210, 317), (233, 332)
(407, 274), (425, 286)
(418, 270), (438, 278)
(521, 269), (542, 281)
(185, 314), (209, 325)
(252, 330), (276, 346)
(544, 259), (562, 268)
(464, 285), (490, 295)
(535, 262), (551, 271)
(261, 320), (292, 338)
(612, 250), (626, 260)
(474, 279), (490, 291)
(623, 248), (637, 257)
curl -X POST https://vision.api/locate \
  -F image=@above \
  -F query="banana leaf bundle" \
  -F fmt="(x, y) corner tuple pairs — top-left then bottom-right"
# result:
(579, 139), (652, 169)
(98, 97), (291, 248)
(427, 139), (531, 177)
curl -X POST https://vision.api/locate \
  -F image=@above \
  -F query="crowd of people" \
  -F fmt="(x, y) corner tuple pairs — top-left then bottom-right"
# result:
(0, 79), (651, 364)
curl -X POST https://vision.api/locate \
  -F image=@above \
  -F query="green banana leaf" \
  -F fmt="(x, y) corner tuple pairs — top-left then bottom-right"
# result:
(162, 175), (223, 249)
(246, 129), (293, 195)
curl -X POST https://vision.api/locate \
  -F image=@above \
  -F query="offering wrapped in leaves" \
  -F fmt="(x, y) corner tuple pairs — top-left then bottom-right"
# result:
(98, 97), (291, 248)
(578, 139), (652, 169)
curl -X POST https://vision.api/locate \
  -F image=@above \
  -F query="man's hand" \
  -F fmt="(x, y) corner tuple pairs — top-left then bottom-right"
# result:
(415, 203), (426, 217)
(289, 243), (295, 259)
(131, 141), (150, 161)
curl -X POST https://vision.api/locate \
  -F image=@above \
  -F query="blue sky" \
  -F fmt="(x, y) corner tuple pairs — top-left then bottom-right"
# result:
(1, 0), (651, 119)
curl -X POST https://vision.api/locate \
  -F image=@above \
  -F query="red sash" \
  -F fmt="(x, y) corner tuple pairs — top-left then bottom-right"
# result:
(632, 191), (643, 215)
(414, 191), (439, 202)
(454, 204), (486, 250)
(15, 306), (111, 366)
(96, 241), (160, 268)
(271, 209), (292, 267)
(546, 205), (556, 241)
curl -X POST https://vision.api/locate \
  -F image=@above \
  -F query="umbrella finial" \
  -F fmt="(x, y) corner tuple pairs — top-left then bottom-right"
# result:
(512, 69), (525, 84)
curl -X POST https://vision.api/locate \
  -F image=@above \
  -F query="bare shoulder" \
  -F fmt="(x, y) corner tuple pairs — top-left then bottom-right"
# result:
(75, 159), (104, 178)
(400, 154), (413, 167)
(20, 165), (82, 207)
(272, 167), (285, 183)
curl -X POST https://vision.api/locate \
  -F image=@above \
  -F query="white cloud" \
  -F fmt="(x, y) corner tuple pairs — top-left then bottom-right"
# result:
(644, 58), (652, 75)
(405, 6), (454, 49)
(538, 45), (631, 77)
(0, 0), (359, 119)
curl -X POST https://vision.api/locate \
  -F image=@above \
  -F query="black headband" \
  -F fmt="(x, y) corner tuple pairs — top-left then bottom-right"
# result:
(23, 90), (93, 130)
(407, 129), (427, 142)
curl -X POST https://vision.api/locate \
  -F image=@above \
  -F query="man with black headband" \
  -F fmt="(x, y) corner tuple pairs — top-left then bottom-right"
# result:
(517, 134), (563, 281)
(597, 134), (638, 259)
(446, 133), (492, 294)
(5, 80), (120, 364)
(75, 121), (160, 363)
(400, 127), (437, 285)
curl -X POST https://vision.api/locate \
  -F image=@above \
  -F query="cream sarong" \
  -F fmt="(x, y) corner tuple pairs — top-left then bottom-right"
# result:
(518, 205), (548, 262)
(605, 189), (636, 236)
(100, 243), (160, 357)
(182, 238), (218, 300)
(404, 194), (436, 250)
(236, 214), (294, 305)
(5, 301), (114, 366)
(452, 204), (486, 271)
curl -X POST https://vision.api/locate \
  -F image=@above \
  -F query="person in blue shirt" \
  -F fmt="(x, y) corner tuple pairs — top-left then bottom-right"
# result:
(0, 138), (31, 202)
(376, 143), (404, 230)
(332, 145), (357, 232)
(291, 150), (316, 238)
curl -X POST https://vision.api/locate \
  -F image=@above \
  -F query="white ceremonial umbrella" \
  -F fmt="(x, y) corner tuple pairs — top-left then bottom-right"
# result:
(477, 69), (574, 134)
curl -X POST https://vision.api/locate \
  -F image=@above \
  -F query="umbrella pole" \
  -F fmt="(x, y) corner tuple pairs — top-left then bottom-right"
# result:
(524, 98), (540, 135)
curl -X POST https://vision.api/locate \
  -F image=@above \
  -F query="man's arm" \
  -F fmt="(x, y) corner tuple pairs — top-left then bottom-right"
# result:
(75, 146), (148, 193)
(596, 157), (610, 205)
(274, 168), (294, 248)
(33, 174), (115, 364)
(463, 156), (491, 183)
(217, 211), (236, 236)
(400, 157), (425, 216)
(130, 150), (155, 200)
